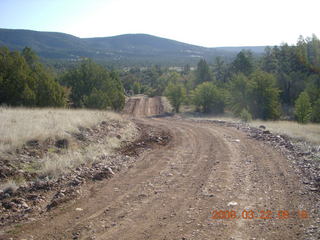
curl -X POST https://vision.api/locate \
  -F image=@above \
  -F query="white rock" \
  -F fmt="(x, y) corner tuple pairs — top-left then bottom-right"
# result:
(75, 208), (83, 211)
(21, 201), (29, 208)
(227, 201), (238, 207)
(107, 167), (115, 175)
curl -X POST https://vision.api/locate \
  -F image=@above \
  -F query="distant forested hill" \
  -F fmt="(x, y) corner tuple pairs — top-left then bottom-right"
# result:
(0, 28), (265, 66)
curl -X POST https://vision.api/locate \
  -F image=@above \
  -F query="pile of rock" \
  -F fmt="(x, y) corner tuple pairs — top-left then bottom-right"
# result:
(189, 118), (320, 194)
(242, 125), (320, 194)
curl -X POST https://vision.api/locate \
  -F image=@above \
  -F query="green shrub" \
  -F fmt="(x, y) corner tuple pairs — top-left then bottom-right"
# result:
(164, 83), (186, 113)
(295, 92), (312, 123)
(192, 82), (225, 113)
(133, 82), (141, 94)
(83, 88), (110, 109)
(0, 47), (66, 107)
(240, 108), (252, 122)
(61, 59), (125, 110)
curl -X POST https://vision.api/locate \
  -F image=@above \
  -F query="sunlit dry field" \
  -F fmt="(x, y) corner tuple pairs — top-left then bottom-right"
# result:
(186, 114), (320, 145)
(249, 120), (320, 145)
(0, 107), (138, 179)
(0, 107), (123, 152)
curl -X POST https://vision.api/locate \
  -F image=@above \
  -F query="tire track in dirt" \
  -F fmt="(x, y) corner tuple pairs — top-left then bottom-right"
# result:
(6, 96), (314, 240)
(123, 96), (164, 117)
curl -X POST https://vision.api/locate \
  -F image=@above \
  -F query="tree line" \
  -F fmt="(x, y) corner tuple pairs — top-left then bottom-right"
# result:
(1, 34), (319, 123)
(120, 34), (320, 123)
(0, 47), (125, 110)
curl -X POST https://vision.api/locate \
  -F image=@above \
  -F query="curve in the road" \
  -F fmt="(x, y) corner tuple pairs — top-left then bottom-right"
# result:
(10, 96), (314, 240)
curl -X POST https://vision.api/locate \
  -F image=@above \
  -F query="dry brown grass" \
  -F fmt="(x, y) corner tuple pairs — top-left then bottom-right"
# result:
(249, 120), (320, 145)
(0, 107), (138, 179)
(40, 121), (137, 178)
(0, 180), (18, 193)
(187, 114), (320, 145)
(0, 107), (122, 152)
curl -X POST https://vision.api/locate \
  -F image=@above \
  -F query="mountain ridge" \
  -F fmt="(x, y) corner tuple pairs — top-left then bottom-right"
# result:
(0, 28), (266, 66)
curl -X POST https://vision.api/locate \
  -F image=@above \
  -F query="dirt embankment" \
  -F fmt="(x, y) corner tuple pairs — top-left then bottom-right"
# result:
(1, 96), (319, 240)
(123, 96), (164, 117)
(0, 97), (173, 239)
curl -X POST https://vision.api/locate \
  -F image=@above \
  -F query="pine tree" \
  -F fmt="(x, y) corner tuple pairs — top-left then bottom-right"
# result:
(0, 46), (66, 107)
(196, 59), (212, 84)
(231, 50), (254, 76)
(61, 59), (125, 110)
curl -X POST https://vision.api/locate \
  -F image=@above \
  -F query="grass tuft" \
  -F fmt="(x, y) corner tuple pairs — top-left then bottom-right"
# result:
(0, 180), (18, 194)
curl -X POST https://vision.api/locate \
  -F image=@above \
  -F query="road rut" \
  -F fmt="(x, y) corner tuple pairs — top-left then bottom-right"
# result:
(8, 96), (315, 240)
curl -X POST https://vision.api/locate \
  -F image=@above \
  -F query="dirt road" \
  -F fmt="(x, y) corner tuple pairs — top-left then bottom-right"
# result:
(7, 96), (317, 239)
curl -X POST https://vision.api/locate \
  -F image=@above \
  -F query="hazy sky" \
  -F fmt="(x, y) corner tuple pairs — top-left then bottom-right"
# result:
(1, 0), (319, 47)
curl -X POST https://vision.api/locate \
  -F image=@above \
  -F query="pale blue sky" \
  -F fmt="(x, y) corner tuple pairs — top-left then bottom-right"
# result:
(1, 0), (319, 47)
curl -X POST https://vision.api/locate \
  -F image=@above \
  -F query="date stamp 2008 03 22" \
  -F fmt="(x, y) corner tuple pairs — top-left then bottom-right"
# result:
(211, 210), (309, 220)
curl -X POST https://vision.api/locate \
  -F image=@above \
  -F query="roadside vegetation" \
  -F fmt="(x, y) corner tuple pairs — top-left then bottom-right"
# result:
(249, 120), (320, 145)
(1, 34), (319, 125)
(0, 107), (138, 182)
(0, 34), (319, 182)
(184, 113), (320, 145)
(0, 107), (123, 152)
(121, 34), (320, 125)
(0, 47), (125, 110)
